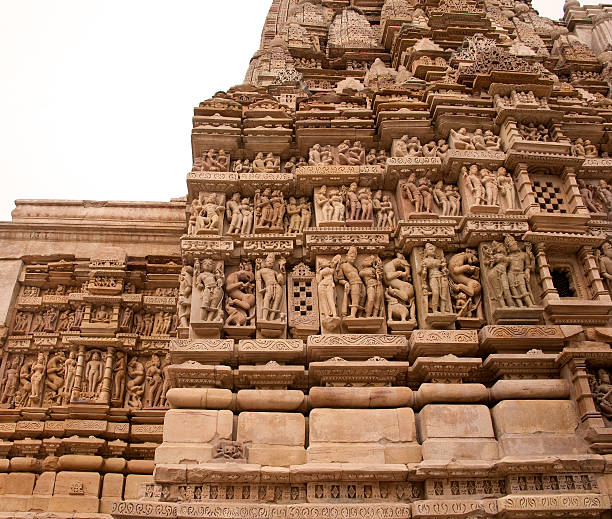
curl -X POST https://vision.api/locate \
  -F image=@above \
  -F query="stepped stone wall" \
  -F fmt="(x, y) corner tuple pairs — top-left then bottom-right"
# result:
(2, 1), (612, 518)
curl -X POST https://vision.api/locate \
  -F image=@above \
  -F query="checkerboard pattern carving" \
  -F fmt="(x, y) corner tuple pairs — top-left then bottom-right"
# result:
(532, 179), (568, 213)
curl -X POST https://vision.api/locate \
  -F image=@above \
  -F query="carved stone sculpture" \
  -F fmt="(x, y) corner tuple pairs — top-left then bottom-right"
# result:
(225, 261), (256, 332)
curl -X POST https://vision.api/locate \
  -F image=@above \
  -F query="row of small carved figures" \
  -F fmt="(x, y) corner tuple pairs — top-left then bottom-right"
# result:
(21, 284), (178, 298)
(189, 173), (612, 237)
(188, 186), (396, 235)
(11, 306), (178, 337)
(0, 350), (170, 411)
(191, 133), (603, 173)
(176, 239), (545, 331)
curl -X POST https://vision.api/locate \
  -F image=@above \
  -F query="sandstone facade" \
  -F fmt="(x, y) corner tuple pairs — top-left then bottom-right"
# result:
(2, 1), (612, 518)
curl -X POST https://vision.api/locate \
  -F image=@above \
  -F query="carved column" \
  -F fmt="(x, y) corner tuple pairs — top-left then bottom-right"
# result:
(70, 345), (86, 403)
(533, 242), (559, 301)
(562, 359), (604, 428)
(96, 346), (115, 405)
(579, 246), (611, 301)
(512, 162), (538, 217)
(562, 167), (589, 216)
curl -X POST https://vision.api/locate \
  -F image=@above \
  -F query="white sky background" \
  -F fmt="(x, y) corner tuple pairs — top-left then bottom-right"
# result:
(0, 0), (565, 220)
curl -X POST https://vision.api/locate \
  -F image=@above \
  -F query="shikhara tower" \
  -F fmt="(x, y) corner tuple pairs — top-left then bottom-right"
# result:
(1, 1), (612, 518)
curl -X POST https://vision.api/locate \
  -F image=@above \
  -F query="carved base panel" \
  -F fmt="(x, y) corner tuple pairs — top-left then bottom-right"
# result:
(223, 325), (256, 339)
(424, 312), (457, 329)
(190, 320), (223, 338)
(112, 492), (611, 519)
(491, 307), (545, 326)
(341, 316), (386, 334)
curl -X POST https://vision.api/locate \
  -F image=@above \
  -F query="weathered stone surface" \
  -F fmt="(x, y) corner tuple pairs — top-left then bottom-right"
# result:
(237, 412), (305, 446)
(310, 408), (416, 443)
(308, 386), (413, 408)
(418, 405), (494, 439)
(162, 409), (233, 443)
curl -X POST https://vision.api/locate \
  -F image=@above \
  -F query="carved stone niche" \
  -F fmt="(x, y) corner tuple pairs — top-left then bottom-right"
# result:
(478, 237), (544, 325)
(536, 246), (612, 326)
(190, 259), (225, 338)
(396, 174), (460, 220)
(187, 192), (226, 237)
(315, 248), (386, 335)
(223, 261), (256, 339)
(411, 243), (456, 330)
(80, 298), (120, 337)
(255, 253), (287, 339)
(500, 117), (572, 155)
(458, 164), (520, 216)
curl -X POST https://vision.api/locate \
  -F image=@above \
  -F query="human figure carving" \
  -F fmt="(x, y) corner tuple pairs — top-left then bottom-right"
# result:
(497, 167), (516, 211)
(85, 351), (104, 396)
(61, 351), (77, 404)
(0, 357), (21, 406)
(401, 173), (424, 213)
(144, 354), (163, 408)
(420, 243), (452, 314)
(463, 165), (484, 206)
(317, 256), (341, 330)
(112, 351), (126, 402)
(315, 185), (334, 222)
(505, 235), (536, 307)
(383, 252), (415, 323)
(195, 259), (224, 322)
(448, 250), (481, 317)
(360, 256), (384, 318)
(226, 193), (242, 234)
(299, 197), (311, 231)
(225, 262), (256, 327)
(256, 253), (286, 322)
(177, 265), (193, 329)
(335, 247), (365, 318)
(480, 168), (499, 206)
(126, 357), (145, 409)
(44, 352), (65, 404)
(450, 128), (475, 150)
(28, 353), (46, 406)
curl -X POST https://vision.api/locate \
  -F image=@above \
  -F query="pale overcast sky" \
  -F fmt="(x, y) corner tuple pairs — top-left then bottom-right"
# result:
(0, 0), (565, 221)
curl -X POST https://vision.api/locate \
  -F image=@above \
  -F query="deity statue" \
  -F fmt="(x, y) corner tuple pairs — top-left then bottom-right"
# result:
(420, 243), (452, 314)
(578, 181), (603, 214)
(256, 253), (286, 322)
(85, 351), (104, 395)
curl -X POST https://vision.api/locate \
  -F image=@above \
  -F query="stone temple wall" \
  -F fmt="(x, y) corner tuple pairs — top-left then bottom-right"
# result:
(1, 1), (612, 518)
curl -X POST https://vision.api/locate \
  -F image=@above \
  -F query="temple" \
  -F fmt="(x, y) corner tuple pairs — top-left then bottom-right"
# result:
(1, 0), (612, 517)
